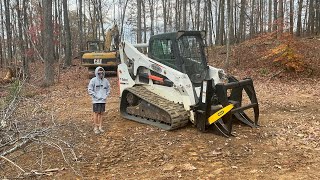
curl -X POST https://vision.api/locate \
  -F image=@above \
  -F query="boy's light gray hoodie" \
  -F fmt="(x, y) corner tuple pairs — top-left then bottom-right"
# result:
(88, 67), (110, 103)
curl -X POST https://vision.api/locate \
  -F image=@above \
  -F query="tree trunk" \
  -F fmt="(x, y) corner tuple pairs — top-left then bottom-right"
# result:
(316, 0), (320, 34)
(148, 0), (154, 35)
(137, 0), (142, 43)
(297, 0), (303, 36)
(202, 0), (206, 31)
(78, 0), (83, 51)
(260, 0), (264, 33)
(268, 0), (272, 32)
(208, 0), (214, 45)
(162, 0), (167, 32)
(304, 0), (309, 36)
(273, 0), (278, 32)
(225, 0), (231, 69)
(278, 0), (283, 35)
(16, 0), (25, 77)
(182, 0), (187, 30)
(196, 0), (201, 30)
(4, 0), (12, 63)
(215, 0), (220, 44)
(218, 0), (225, 45)
(0, 1), (5, 67)
(175, 0), (180, 30)
(98, 0), (105, 43)
(250, 0), (255, 38)
(43, 0), (55, 86)
(142, 1), (147, 43)
(63, 0), (72, 66)
(289, 0), (294, 34)
(189, 0), (194, 29)
(238, 0), (246, 42)
(308, 0), (315, 35)
(228, 0), (234, 44)
(234, 0), (237, 42)
(120, 0), (128, 38)
(22, 0), (29, 78)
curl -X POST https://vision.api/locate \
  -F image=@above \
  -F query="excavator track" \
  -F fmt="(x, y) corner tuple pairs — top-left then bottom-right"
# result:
(120, 86), (189, 130)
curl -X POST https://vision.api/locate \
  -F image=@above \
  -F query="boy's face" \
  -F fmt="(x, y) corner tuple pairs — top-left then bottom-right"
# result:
(98, 69), (104, 78)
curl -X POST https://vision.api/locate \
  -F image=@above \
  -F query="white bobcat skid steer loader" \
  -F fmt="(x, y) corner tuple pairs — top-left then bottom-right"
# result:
(117, 31), (259, 136)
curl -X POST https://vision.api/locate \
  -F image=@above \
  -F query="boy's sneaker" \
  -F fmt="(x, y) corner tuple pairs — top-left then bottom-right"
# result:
(99, 127), (105, 133)
(94, 127), (100, 134)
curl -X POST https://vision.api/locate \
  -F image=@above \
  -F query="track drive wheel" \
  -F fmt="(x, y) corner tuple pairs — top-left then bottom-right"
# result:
(126, 92), (139, 106)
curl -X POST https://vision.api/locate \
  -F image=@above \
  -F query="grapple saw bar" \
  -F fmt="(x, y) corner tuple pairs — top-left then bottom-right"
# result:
(195, 77), (259, 137)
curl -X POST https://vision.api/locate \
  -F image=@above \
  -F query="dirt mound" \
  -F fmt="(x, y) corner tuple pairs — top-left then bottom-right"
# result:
(208, 34), (320, 81)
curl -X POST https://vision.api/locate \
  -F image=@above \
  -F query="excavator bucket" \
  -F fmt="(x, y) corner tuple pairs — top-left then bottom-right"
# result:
(195, 77), (259, 137)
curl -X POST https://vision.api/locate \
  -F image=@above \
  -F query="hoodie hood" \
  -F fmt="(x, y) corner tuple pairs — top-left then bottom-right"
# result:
(95, 66), (105, 78)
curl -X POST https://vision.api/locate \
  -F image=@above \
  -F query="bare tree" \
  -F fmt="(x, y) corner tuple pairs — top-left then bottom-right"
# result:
(307, 0), (315, 35)
(98, 0), (105, 42)
(297, 0), (304, 36)
(259, 0), (264, 33)
(182, 0), (187, 30)
(162, 0), (167, 32)
(120, 0), (129, 38)
(142, 2), (147, 43)
(137, 0), (142, 43)
(317, 0), (320, 34)
(207, 0), (214, 45)
(43, 0), (55, 86)
(0, 1), (4, 67)
(4, 0), (12, 63)
(273, 0), (278, 32)
(250, 0), (256, 38)
(78, 0), (83, 51)
(268, 0), (272, 32)
(278, 0), (284, 35)
(238, 0), (246, 42)
(289, 0), (294, 34)
(148, 0), (155, 35)
(63, 0), (72, 66)
(175, 0), (180, 30)
(227, 0), (234, 44)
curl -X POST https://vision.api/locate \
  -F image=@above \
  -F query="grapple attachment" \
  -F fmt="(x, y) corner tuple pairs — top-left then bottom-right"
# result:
(195, 77), (259, 137)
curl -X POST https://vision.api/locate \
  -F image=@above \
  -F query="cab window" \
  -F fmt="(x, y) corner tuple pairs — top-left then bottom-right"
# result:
(150, 39), (177, 70)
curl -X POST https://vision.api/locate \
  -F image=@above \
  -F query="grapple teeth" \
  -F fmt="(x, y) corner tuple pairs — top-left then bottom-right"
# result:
(234, 112), (256, 128)
(195, 77), (259, 137)
(213, 119), (231, 137)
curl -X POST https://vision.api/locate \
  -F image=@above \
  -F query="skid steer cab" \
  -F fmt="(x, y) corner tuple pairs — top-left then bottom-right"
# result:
(117, 31), (259, 137)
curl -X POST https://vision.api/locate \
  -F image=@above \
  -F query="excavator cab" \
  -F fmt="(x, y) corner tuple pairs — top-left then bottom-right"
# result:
(87, 40), (104, 52)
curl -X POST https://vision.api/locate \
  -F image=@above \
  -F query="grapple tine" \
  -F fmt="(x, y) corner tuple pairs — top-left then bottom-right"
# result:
(213, 119), (231, 137)
(195, 77), (259, 137)
(234, 112), (256, 128)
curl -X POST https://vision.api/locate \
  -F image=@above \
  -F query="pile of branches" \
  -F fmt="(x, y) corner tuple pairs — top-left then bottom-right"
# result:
(0, 80), (79, 178)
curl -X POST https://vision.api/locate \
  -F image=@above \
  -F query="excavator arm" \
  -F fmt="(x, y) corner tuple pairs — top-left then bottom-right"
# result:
(105, 24), (120, 52)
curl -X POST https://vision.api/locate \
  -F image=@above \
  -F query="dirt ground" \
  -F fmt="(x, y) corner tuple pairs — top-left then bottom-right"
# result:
(1, 37), (320, 179)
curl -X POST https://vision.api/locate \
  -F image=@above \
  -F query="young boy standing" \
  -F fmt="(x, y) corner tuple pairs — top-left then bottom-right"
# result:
(88, 67), (110, 134)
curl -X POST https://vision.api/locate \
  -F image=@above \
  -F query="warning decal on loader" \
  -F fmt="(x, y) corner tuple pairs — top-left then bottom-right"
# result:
(208, 104), (234, 125)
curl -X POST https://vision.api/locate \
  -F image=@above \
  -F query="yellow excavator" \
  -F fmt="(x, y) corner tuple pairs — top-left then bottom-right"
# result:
(81, 24), (120, 78)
